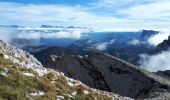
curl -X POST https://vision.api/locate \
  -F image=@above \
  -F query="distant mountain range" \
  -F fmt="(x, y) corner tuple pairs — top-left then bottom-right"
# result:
(1, 25), (158, 65)
(0, 25), (162, 65)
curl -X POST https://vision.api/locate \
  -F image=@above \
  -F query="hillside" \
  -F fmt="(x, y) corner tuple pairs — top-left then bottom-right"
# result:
(44, 52), (170, 99)
(0, 40), (130, 100)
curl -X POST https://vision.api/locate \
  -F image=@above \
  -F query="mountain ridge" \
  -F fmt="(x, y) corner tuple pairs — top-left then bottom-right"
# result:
(0, 40), (130, 100)
(44, 51), (170, 99)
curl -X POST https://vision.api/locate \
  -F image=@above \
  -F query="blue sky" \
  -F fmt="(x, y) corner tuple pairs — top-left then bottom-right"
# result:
(0, 0), (170, 31)
(0, 0), (94, 5)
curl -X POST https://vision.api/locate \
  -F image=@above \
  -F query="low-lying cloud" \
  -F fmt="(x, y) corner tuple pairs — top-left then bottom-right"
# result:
(0, 27), (87, 42)
(127, 39), (141, 46)
(95, 39), (115, 51)
(0, 27), (18, 42)
(139, 49), (170, 72)
(95, 42), (109, 51)
(17, 29), (83, 40)
(147, 32), (170, 46)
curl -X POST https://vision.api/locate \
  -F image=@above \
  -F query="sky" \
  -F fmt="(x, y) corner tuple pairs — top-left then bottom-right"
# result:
(0, 0), (170, 31)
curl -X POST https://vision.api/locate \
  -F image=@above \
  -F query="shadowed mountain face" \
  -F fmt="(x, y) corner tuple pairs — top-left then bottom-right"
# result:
(32, 46), (90, 64)
(140, 30), (159, 40)
(43, 52), (170, 99)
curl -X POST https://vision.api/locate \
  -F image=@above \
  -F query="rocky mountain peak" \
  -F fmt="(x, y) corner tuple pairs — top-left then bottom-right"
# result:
(140, 30), (159, 40)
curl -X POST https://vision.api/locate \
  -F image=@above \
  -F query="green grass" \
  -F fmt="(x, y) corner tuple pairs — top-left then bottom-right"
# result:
(0, 56), (113, 100)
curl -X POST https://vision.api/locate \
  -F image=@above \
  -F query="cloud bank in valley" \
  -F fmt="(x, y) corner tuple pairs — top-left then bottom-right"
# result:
(147, 32), (170, 46)
(17, 29), (83, 40)
(95, 39), (115, 51)
(0, 27), (87, 42)
(127, 39), (141, 46)
(139, 49), (170, 72)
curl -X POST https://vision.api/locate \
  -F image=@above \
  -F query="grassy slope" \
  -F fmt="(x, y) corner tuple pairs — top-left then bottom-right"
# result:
(0, 53), (114, 100)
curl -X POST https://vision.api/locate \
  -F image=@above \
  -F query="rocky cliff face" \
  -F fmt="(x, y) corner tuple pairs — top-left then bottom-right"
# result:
(0, 40), (129, 100)
(140, 30), (159, 40)
(44, 52), (170, 99)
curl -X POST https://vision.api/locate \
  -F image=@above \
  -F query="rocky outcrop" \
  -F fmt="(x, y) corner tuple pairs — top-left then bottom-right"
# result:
(140, 30), (159, 40)
(0, 40), (47, 76)
(44, 52), (170, 99)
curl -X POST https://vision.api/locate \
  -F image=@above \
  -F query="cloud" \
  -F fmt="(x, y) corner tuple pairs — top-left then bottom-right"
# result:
(17, 29), (84, 39)
(0, 27), (18, 42)
(0, 27), (89, 43)
(147, 32), (170, 46)
(94, 0), (153, 9)
(0, 2), (128, 30)
(95, 39), (115, 51)
(139, 49), (170, 72)
(1, 1), (170, 30)
(127, 39), (140, 46)
(95, 42), (108, 51)
(119, 0), (170, 20)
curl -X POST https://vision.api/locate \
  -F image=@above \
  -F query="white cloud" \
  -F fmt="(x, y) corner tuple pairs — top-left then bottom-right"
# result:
(94, 0), (152, 8)
(139, 49), (170, 72)
(95, 39), (115, 51)
(95, 42), (108, 51)
(147, 32), (170, 46)
(1, 1), (170, 30)
(17, 29), (83, 39)
(127, 39), (141, 46)
(0, 2), (128, 30)
(0, 27), (89, 42)
(0, 27), (18, 42)
(119, 0), (170, 20)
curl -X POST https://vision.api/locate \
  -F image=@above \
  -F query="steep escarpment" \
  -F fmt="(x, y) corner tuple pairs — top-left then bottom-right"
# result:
(44, 52), (170, 99)
(140, 30), (159, 40)
(0, 40), (130, 100)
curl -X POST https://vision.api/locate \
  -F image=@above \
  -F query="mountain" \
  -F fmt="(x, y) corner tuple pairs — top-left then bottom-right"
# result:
(140, 30), (159, 40)
(0, 40), (128, 100)
(44, 51), (170, 99)
(1, 25), (158, 66)
(69, 30), (159, 50)
(1, 39), (170, 99)
(67, 30), (158, 65)
(32, 46), (90, 64)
